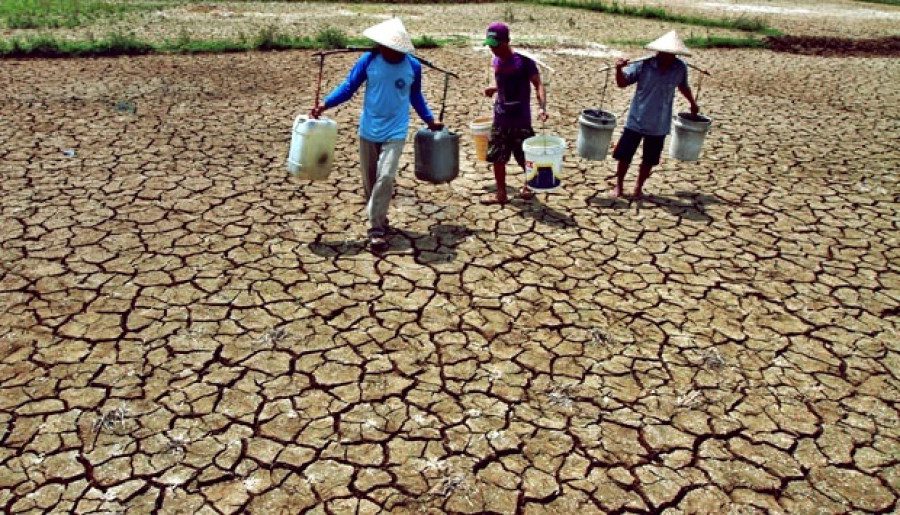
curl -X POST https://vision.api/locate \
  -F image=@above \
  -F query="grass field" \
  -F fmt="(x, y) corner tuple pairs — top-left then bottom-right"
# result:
(1, 0), (896, 58)
(0, 0), (169, 29)
(0, 0), (781, 57)
(0, 25), (450, 57)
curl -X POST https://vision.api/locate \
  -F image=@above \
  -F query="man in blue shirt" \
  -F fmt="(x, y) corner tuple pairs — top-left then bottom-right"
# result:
(613, 31), (699, 199)
(310, 18), (442, 251)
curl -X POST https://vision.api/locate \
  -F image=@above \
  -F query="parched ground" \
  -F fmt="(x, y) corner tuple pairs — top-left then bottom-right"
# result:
(619, 0), (900, 38)
(1, 3), (899, 514)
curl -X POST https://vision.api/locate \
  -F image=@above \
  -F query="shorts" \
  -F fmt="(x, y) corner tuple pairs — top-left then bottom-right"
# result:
(486, 125), (535, 166)
(612, 127), (666, 167)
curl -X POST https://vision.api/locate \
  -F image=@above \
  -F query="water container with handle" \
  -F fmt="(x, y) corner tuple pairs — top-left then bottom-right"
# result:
(523, 134), (566, 192)
(577, 109), (616, 161)
(414, 71), (461, 183)
(669, 112), (711, 161)
(415, 127), (460, 184)
(286, 114), (338, 180)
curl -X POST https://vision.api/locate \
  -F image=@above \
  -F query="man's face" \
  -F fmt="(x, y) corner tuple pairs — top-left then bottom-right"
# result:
(379, 45), (405, 63)
(657, 52), (676, 66)
(489, 41), (509, 57)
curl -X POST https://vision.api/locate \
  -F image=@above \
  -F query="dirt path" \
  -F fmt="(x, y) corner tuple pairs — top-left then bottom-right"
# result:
(0, 45), (897, 513)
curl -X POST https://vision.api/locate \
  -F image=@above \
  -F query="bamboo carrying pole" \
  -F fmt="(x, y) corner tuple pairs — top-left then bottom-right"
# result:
(598, 55), (711, 76)
(311, 47), (458, 111)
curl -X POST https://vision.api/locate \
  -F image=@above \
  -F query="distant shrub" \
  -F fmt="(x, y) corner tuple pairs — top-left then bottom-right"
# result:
(315, 27), (348, 49)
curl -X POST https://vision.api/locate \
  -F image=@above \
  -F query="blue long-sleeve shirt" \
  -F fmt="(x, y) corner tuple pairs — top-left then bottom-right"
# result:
(323, 52), (434, 142)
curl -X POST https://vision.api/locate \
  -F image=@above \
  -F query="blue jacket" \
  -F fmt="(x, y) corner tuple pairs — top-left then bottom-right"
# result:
(323, 52), (435, 142)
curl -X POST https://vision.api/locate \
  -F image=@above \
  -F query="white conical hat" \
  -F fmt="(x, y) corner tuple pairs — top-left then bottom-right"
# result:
(645, 30), (691, 56)
(363, 17), (415, 54)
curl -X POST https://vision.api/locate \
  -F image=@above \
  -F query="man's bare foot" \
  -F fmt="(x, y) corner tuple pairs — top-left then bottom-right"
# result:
(519, 188), (534, 200)
(632, 189), (644, 200)
(612, 185), (623, 198)
(480, 194), (507, 205)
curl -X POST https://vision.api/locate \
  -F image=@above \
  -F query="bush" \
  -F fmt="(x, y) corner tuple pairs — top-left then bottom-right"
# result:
(414, 35), (439, 49)
(315, 27), (348, 49)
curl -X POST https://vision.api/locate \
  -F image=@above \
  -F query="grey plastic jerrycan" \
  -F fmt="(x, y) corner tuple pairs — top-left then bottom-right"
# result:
(414, 126), (460, 184)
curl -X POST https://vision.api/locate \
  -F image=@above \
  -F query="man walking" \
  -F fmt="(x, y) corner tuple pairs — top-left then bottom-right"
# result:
(613, 30), (699, 199)
(480, 22), (548, 205)
(310, 18), (442, 251)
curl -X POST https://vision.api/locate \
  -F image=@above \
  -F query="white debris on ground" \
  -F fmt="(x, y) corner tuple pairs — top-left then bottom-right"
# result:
(555, 43), (625, 59)
(471, 39), (624, 61)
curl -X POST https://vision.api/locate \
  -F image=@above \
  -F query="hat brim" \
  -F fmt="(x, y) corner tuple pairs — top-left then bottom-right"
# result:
(367, 38), (414, 54)
(647, 46), (692, 56)
(362, 19), (415, 54)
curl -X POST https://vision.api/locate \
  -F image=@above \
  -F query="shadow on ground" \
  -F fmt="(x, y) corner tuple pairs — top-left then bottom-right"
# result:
(510, 196), (578, 228)
(308, 223), (479, 263)
(589, 191), (724, 222)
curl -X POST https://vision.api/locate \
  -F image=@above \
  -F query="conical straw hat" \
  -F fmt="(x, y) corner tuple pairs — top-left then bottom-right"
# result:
(645, 30), (691, 56)
(363, 18), (415, 54)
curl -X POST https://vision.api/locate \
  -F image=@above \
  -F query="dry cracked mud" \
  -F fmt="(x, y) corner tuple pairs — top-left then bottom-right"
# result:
(1, 16), (899, 515)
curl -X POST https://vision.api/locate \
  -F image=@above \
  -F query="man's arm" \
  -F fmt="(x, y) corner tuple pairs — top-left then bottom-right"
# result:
(615, 58), (639, 88)
(409, 58), (442, 131)
(310, 54), (370, 118)
(677, 83), (699, 116)
(530, 73), (548, 122)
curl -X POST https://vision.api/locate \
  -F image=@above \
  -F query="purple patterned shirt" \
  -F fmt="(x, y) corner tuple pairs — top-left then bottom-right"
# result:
(492, 52), (539, 129)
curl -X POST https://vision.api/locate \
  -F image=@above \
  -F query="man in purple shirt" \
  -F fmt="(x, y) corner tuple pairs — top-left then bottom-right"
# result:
(481, 22), (548, 205)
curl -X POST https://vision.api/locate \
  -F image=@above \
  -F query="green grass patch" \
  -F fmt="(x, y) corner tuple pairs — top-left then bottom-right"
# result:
(526, 0), (782, 36)
(0, 0), (166, 29)
(1, 31), (152, 56)
(684, 35), (767, 49)
(0, 25), (463, 58)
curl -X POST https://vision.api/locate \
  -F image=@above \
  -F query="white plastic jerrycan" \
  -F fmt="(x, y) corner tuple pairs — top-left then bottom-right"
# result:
(286, 114), (338, 180)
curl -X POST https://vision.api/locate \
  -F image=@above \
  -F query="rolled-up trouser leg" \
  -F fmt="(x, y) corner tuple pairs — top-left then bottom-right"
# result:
(366, 139), (405, 237)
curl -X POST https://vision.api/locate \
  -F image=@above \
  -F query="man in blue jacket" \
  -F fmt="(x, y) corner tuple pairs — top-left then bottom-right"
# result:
(311, 18), (442, 251)
(613, 30), (699, 199)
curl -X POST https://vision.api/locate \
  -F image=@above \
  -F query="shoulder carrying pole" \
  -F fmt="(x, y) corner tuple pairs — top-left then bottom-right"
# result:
(311, 47), (458, 118)
(598, 55), (711, 76)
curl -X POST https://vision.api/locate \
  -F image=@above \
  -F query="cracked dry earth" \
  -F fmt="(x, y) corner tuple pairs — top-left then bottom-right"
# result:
(0, 46), (898, 514)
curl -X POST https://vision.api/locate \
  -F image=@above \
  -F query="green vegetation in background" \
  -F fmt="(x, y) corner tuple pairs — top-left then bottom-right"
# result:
(0, 0), (791, 57)
(684, 35), (767, 49)
(0, 0), (167, 29)
(0, 26), (451, 57)
(526, 0), (782, 36)
(853, 0), (900, 6)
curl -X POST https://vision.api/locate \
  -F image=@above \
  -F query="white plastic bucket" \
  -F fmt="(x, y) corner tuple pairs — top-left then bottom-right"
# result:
(577, 109), (616, 161)
(523, 134), (565, 192)
(669, 112), (711, 162)
(286, 115), (338, 180)
(468, 116), (492, 161)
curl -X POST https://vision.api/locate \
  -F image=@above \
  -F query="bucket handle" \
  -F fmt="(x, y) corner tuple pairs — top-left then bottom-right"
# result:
(439, 73), (450, 123)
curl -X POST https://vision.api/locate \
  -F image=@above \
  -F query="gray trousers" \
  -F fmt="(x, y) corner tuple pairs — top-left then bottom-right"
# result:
(359, 137), (405, 237)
